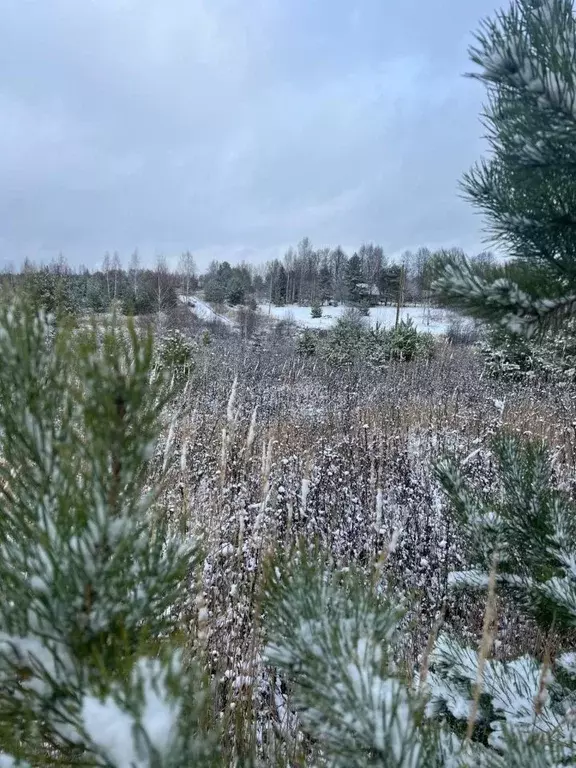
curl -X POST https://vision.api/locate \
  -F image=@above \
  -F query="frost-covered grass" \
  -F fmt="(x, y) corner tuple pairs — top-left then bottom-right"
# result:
(148, 326), (576, 764)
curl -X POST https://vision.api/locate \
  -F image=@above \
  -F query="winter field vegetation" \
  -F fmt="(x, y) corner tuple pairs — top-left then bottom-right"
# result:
(5, 0), (576, 766)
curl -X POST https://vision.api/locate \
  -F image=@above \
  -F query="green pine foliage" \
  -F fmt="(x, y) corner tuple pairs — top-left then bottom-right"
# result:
(0, 300), (217, 766)
(425, 436), (576, 760)
(433, 0), (576, 336)
(435, 435), (576, 630)
(21, 267), (80, 323)
(480, 324), (537, 380)
(261, 436), (576, 765)
(155, 329), (197, 384)
(263, 547), (452, 767)
(422, 0), (576, 763)
(310, 301), (323, 319)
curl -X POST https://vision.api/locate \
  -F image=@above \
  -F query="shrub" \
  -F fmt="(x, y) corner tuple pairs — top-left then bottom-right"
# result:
(318, 313), (434, 367)
(358, 300), (371, 316)
(387, 318), (435, 361)
(133, 285), (159, 316)
(445, 315), (480, 346)
(310, 301), (323, 319)
(297, 328), (317, 356)
(155, 329), (196, 382)
(204, 279), (226, 304)
(274, 313), (297, 339)
(320, 310), (368, 365)
(226, 278), (245, 306)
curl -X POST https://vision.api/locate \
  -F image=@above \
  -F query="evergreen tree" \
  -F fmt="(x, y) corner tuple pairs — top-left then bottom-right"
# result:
(216, 261), (233, 285)
(270, 263), (288, 306)
(379, 264), (403, 306)
(86, 275), (108, 313)
(434, 0), (576, 336)
(424, 0), (576, 760)
(226, 277), (245, 306)
(22, 262), (79, 321)
(0, 299), (217, 766)
(203, 278), (227, 304)
(318, 263), (333, 304)
(310, 300), (323, 318)
(345, 254), (365, 305)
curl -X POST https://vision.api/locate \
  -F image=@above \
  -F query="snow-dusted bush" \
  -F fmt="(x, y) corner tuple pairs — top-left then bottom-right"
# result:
(310, 301), (323, 319)
(318, 313), (435, 367)
(446, 316), (480, 346)
(386, 319), (435, 362)
(296, 328), (318, 356)
(155, 328), (196, 383)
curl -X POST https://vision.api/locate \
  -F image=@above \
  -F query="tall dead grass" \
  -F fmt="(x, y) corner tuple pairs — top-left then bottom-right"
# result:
(151, 333), (576, 763)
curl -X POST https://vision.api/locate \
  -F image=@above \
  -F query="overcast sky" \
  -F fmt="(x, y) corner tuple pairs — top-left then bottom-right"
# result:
(0, 0), (500, 269)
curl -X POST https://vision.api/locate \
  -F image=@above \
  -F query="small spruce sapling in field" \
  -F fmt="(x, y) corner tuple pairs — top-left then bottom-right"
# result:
(358, 300), (371, 317)
(0, 299), (218, 767)
(310, 300), (323, 319)
(155, 328), (196, 384)
(297, 328), (317, 356)
(387, 318), (434, 361)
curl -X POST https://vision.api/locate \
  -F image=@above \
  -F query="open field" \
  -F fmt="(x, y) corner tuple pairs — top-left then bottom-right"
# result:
(180, 294), (452, 334)
(148, 326), (576, 762)
(258, 302), (451, 333)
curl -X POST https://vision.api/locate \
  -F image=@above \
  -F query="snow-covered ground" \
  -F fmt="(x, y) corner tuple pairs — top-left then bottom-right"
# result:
(259, 303), (450, 334)
(180, 294), (451, 335)
(179, 295), (235, 326)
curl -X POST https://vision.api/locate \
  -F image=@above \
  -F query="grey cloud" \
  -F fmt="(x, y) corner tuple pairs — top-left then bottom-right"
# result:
(0, 0), (499, 266)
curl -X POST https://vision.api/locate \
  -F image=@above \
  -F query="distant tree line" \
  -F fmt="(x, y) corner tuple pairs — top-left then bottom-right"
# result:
(202, 238), (496, 309)
(0, 252), (199, 320)
(0, 241), (495, 318)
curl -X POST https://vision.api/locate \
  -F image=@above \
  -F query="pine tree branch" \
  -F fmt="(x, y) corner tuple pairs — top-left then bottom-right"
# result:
(433, 256), (576, 336)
